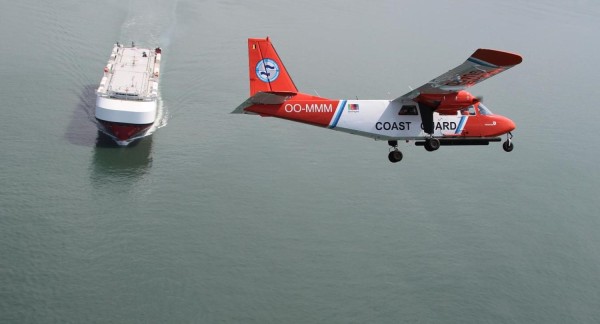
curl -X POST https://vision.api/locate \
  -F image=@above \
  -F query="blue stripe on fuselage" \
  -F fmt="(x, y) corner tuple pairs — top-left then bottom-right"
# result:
(328, 100), (347, 129)
(455, 116), (467, 134)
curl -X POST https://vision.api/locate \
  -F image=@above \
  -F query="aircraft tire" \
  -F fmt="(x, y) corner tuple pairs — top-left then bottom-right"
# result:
(388, 150), (403, 163)
(503, 141), (514, 152)
(424, 138), (440, 152)
(429, 138), (440, 151)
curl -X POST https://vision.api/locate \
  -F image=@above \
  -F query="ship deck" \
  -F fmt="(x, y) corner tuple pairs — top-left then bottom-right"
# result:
(97, 45), (159, 101)
(95, 44), (161, 127)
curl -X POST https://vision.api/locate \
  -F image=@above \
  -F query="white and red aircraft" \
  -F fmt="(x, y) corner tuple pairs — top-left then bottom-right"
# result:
(233, 37), (522, 163)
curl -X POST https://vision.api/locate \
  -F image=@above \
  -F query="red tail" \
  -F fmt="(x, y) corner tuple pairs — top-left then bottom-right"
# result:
(248, 37), (298, 96)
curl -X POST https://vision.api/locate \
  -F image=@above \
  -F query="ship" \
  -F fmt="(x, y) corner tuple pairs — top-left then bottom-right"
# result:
(95, 42), (162, 145)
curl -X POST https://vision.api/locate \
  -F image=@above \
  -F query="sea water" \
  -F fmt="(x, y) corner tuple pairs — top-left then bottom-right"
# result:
(1, 0), (600, 322)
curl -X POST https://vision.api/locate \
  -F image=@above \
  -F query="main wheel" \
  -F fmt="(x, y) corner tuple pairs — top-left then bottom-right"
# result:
(388, 150), (403, 163)
(429, 138), (440, 150)
(424, 138), (440, 152)
(503, 140), (514, 152)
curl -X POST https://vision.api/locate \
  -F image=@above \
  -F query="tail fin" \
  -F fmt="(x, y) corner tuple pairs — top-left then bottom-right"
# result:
(248, 37), (298, 96)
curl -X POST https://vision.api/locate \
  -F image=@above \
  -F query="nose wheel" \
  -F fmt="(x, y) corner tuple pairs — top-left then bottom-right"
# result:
(387, 140), (403, 163)
(503, 132), (514, 152)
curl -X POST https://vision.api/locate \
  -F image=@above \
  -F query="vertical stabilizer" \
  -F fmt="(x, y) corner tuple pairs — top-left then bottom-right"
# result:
(248, 37), (298, 96)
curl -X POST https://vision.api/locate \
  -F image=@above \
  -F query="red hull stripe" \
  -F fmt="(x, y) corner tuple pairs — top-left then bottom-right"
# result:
(97, 119), (153, 141)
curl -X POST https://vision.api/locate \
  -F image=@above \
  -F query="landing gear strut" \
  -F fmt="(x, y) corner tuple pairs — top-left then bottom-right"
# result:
(503, 132), (514, 152)
(388, 140), (403, 163)
(418, 102), (440, 153)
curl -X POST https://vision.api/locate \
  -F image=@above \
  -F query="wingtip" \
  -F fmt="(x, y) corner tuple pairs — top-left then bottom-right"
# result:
(471, 49), (523, 67)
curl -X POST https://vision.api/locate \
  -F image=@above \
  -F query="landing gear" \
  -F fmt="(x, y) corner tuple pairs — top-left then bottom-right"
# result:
(388, 150), (403, 163)
(387, 140), (403, 163)
(418, 102), (439, 153)
(503, 132), (514, 152)
(424, 137), (440, 152)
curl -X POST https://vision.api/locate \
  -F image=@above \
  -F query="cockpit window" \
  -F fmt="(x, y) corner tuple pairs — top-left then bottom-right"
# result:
(399, 105), (418, 115)
(478, 103), (493, 115)
(460, 106), (477, 116)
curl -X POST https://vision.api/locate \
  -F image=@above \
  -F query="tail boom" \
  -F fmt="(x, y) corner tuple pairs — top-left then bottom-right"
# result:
(243, 95), (342, 127)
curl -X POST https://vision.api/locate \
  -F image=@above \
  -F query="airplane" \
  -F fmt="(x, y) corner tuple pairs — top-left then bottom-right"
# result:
(233, 37), (522, 163)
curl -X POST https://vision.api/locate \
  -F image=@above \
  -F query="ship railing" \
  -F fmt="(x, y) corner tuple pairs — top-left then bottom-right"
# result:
(98, 91), (157, 101)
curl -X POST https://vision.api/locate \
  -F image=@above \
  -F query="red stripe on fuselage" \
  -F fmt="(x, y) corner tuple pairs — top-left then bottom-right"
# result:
(245, 97), (340, 127)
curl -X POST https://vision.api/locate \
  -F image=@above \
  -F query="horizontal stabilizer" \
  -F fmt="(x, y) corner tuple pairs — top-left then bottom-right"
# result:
(231, 91), (296, 114)
(251, 91), (297, 104)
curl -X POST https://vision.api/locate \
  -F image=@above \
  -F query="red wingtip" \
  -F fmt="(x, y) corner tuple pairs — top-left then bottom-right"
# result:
(472, 49), (523, 66)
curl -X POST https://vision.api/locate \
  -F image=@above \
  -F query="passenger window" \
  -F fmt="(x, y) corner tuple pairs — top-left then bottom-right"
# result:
(399, 105), (418, 115)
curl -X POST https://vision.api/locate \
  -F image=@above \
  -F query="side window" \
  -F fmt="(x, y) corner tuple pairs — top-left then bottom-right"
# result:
(399, 105), (418, 115)
(460, 106), (476, 116)
(477, 103), (493, 115)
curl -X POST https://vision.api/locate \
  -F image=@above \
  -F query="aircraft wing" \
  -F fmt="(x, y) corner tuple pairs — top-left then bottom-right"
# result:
(395, 49), (522, 101)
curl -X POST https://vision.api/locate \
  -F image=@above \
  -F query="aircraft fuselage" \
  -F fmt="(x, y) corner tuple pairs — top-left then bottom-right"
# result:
(245, 97), (515, 140)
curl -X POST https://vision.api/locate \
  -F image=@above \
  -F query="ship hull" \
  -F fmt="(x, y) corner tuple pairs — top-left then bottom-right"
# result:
(96, 119), (153, 144)
(95, 96), (157, 144)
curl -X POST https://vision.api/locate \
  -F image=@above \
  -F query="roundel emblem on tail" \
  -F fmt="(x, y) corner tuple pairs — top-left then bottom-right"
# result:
(256, 58), (280, 82)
